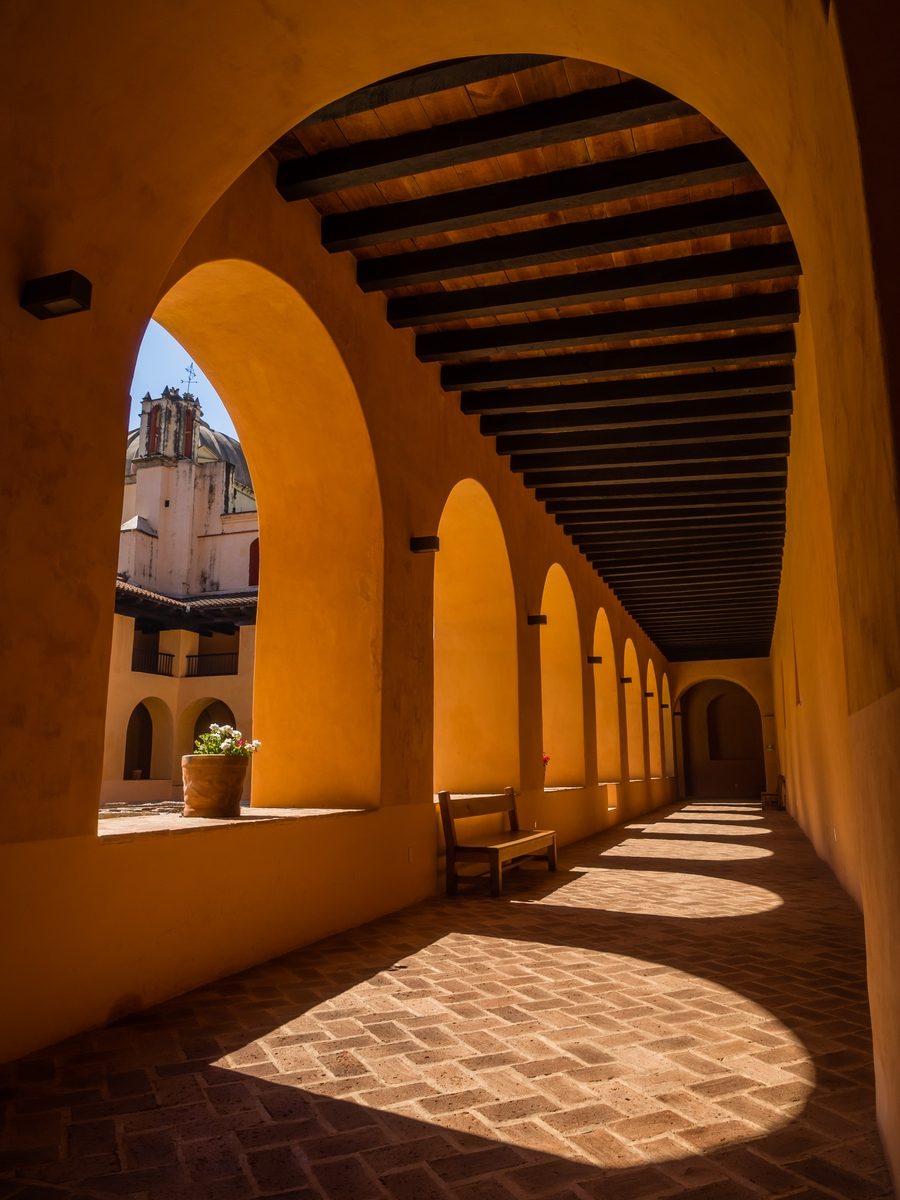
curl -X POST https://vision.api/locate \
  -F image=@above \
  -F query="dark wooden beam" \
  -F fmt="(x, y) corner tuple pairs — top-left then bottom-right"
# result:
(602, 564), (782, 582)
(664, 643), (772, 659)
(444, 331), (795, 392)
(280, 79), (693, 199)
(549, 492), (787, 514)
(363, 191), (785, 291)
(537, 477), (788, 503)
(389, 242), (801, 326)
(465, 365), (794, 417)
(499, 414), (792, 458)
(563, 506), (786, 529)
(300, 56), (562, 124)
(580, 527), (785, 546)
(592, 544), (782, 566)
(324, 139), (757, 250)
(526, 457), (788, 487)
(515, 435), (791, 474)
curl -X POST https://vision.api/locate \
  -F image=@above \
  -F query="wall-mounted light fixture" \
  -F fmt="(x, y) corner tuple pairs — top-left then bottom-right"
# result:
(20, 270), (92, 319)
(673, 710), (682, 718)
(620, 676), (632, 684)
(644, 691), (655, 698)
(409, 536), (440, 553)
(661, 703), (670, 710)
(527, 614), (547, 626)
(587, 654), (602, 664)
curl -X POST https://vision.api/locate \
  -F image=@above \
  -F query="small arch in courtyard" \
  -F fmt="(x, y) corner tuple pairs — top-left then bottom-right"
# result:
(122, 696), (173, 781)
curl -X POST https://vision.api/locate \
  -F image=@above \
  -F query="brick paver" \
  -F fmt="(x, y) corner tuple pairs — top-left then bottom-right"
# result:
(1, 800), (894, 1198)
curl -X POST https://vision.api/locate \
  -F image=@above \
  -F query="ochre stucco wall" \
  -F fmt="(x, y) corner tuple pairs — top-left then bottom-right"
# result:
(1, 0), (899, 1181)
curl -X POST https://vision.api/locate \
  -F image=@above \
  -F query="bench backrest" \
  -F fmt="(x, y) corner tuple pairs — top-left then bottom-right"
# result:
(438, 787), (519, 850)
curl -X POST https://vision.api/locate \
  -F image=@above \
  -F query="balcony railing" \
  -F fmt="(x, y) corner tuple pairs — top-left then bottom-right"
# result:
(131, 648), (174, 676)
(185, 652), (239, 678)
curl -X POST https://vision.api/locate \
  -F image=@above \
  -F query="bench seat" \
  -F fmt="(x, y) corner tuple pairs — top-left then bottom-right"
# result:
(438, 787), (557, 896)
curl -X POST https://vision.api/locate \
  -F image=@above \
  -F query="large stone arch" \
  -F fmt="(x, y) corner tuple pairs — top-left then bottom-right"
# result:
(155, 259), (384, 809)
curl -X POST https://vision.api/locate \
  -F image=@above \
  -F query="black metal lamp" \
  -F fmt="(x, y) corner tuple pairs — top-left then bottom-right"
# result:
(20, 270), (92, 319)
(409, 536), (440, 553)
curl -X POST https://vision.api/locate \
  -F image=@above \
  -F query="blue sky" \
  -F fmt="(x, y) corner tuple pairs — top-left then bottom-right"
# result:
(129, 320), (237, 439)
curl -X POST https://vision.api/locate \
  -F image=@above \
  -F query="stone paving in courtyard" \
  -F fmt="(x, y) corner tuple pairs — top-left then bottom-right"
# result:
(0, 800), (894, 1199)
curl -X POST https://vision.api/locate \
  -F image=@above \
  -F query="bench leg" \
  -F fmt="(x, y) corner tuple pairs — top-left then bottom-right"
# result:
(489, 853), (503, 897)
(547, 839), (558, 872)
(446, 852), (458, 896)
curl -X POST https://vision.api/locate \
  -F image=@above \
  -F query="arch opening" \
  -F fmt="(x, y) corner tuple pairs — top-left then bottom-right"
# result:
(592, 609), (621, 784)
(646, 660), (662, 779)
(540, 564), (584, 787)
(623, 640), (645, 781)
(433, 480), (519, 793)
(662, 673), (675, 777)
(154, 259), (384, 808)
(681, 679), (765, 799)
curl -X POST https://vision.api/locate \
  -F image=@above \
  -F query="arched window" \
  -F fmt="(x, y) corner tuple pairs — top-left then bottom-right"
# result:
(248, 537), (260, 587)
(147, 405), (160, 454)
(123, 702), (153, 780)
(181, 406), (194, 457)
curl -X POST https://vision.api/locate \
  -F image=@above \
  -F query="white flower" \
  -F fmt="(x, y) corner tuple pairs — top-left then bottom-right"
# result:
(221, 739), (233, 750)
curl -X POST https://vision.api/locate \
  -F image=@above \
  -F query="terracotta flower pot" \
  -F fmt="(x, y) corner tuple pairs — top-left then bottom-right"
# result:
(181, 754), (248, 819)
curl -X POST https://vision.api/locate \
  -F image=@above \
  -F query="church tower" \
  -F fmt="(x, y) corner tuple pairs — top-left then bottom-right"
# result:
(136, 386), (202, 464)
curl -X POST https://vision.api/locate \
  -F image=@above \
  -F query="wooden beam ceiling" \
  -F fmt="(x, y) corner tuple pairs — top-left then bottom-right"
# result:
(272, 53), (800, 660)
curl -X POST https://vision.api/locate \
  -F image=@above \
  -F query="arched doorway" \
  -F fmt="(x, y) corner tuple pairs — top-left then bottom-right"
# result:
(433, 479), (518, 793)
(540, 564), (585, 787)
(192, 700), (237, 747)
(123, 702), (153, 781)
(680, 679), (765, 798)
(622, 640), (645, 780)
(592, 608), (620, 783)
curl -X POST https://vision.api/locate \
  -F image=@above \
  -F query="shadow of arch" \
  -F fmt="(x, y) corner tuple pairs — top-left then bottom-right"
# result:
(433, 478), (519, 793)
(154, 259), (384, 810)
(540, 564), (585, 787)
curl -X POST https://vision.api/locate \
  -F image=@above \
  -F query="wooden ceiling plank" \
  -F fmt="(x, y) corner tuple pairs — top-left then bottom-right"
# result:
(299, 56), (564, 125)
(362, 191), (785, 290)
(485, 392), (793, 438)
(391, 243), (801, 326)
(418, 287), (797, 359)
(499, 413), (792, 457)
(444, 330), (795, 391)
(515, 435), (791, 474)
(323, 139), (758, 249)
(526, 459), (788, 487)
(280, 79), (694, 199)
(466, 364), (794, 416)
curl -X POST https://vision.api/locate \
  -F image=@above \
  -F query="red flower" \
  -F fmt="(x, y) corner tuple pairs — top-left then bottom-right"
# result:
(542, 753), (550, 766)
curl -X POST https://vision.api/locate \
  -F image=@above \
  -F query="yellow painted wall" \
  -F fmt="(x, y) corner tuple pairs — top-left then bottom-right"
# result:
(1, 0), (899, 1180)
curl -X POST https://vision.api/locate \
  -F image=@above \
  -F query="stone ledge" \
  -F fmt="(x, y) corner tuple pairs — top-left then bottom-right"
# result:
(97, 805), (369, 841)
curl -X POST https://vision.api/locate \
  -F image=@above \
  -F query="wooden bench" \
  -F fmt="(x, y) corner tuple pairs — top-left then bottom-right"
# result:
(438, 787), (557, 897)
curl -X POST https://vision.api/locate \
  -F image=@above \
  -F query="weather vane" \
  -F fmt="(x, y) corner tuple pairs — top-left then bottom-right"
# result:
(182, 361), (197, 396)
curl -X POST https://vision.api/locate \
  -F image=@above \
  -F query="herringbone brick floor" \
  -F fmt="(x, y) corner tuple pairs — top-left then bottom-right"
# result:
(1, 801), (894, 1199)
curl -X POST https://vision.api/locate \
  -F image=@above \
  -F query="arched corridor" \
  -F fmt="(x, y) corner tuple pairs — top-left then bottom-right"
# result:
(4, 10), (900, 1188)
